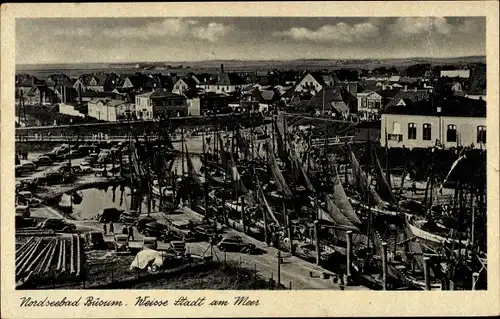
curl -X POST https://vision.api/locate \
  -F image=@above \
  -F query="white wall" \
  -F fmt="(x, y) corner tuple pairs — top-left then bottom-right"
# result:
(381, 113), (486, 149)
(294, 73), (322, 94)
(58, 103), (85, 118)
(187, 98), (200, 116)
(135, 96), (153, 120)
(87, 101), (117, 122)
(440, 70), (470, 78)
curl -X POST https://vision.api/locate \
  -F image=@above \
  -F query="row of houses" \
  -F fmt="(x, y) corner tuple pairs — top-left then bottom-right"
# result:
(15, 64), (487, 129)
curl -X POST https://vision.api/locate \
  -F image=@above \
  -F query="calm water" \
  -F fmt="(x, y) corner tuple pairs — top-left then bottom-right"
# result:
(58, 186), (163, 220)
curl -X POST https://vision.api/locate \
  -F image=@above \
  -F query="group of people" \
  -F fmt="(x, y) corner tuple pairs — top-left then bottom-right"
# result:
(102, 221), (135, 240)
(17, 150), (29, 161)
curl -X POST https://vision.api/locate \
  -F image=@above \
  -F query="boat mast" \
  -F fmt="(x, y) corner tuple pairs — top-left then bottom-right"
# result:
(181, 126), (185, 177)
(384, 128), (391, 191)
(366, 139), (372, 252)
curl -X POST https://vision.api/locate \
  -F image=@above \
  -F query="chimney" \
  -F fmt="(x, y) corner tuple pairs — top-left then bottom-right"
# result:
(404, 85), (408, 92)
(221, 64), (224, 74)
(382, 84), (386, 91)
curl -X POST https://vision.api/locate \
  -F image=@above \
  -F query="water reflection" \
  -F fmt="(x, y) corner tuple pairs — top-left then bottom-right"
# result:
(58, 185), (161, 220)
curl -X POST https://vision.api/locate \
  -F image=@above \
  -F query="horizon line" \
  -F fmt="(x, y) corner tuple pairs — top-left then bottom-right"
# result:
(16, 55), (486, 67)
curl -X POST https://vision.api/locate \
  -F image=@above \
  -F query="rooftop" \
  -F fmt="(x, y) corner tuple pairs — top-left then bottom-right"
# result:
(136, 89), (186, 100)
(383, 95), (486, 118)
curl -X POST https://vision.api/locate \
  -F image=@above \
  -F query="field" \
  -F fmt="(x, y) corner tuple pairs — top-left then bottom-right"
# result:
(16, 56), (486, 78)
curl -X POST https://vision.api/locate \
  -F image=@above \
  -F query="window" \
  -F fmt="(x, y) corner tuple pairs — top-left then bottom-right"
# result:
(388, 122), (403, 142)
(408, 123), (417, 140)
(393, 122), (401, 134)
(477, 126), (486, 144)
(447, 124), (457, 142)
(361, 99), (367, 108)
(423, 123), (432, 141)
(375, 101), (381, 109)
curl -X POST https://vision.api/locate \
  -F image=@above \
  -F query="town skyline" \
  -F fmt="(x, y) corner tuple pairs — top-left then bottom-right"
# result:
(16, 17), (486, 65)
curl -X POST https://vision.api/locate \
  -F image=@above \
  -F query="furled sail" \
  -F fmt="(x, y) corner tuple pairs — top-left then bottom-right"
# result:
(372, 230), (411, 286)
(256, 180), (280, 225)
(441, 149), (468, 189)
(324, 194), (359, 231)
(289, 149), (315, 193)
(267, 143), (293, 198)
(274, 119), (288, 162)
(217, 132), (251, 198)
(184, 145), (202, 187)
(235, 129), (249, 157)
(327, 154), (361, 225)
(347, 145), (386, 209)
(372, 148), (397, 205)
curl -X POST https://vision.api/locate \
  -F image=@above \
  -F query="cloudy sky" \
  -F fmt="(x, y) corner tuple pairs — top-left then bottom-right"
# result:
(16, 17), (485, 64)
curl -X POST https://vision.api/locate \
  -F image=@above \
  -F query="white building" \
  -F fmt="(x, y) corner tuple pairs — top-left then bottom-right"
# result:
(58, 103), (86, 118)
(294, 72), (336, 95)
(87, 99), (132, 122)
(187, 98), (200, 116)
(381, 96), (486, 150)
(440, 69), (471, 79)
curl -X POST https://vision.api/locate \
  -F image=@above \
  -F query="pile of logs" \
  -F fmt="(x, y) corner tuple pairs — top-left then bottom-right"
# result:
(16, 235), (83, 287)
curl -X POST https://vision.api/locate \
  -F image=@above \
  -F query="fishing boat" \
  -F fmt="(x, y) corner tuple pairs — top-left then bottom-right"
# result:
(406, 214), (468, 246)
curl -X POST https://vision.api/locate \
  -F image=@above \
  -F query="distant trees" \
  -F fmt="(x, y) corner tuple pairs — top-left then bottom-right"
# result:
(335, 69), (359, 82)
(372, 66), (399, 75)
(405, 64), (431, 77)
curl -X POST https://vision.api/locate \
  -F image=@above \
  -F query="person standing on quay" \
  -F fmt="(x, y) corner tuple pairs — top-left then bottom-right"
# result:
(109, 221), (114, 234)
(128, 225), (134, 241)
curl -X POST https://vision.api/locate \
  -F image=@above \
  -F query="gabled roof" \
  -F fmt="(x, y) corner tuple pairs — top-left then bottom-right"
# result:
(46, 73), (71, 83)
(17, 76), (44, 87)
(378, 88), (401, 99)
(26, 85), (55, 96)
(123, 74), (151, 89)
(310, 87), (349, 113)
(175, 77), (197, 88)
(136, 89), (186, 100)
(383, 95), (485, 117)
(305, 72), (336, 86)
(384, 90), (429, 109)
(216, 72), (246, 86)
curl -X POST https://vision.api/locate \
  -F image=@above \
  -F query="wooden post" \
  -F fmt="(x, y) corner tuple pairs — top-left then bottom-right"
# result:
(314, 220), (320, 265)
(277, 247), (281, 289)
(423, 256), (431, 291)
(240, 196), (246, 234)
(286, 212), (294, 255)
(172, 174), (176, 206)
(471, 203), (475, 252)
(472, 272), (479, 290)
(262, 190), (269, 245)
(346, 230), (353, 282)
(382, 241), (388, 290)
(203, 182), (209, 221)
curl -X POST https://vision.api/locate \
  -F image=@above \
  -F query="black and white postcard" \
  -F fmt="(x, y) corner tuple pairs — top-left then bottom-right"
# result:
(1, 1), (499, 318)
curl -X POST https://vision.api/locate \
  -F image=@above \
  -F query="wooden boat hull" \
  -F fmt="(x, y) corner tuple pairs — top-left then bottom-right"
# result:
(349, 198), (400, 217)
(407, 222), (468, 246)
(152, 186), (174, 198)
